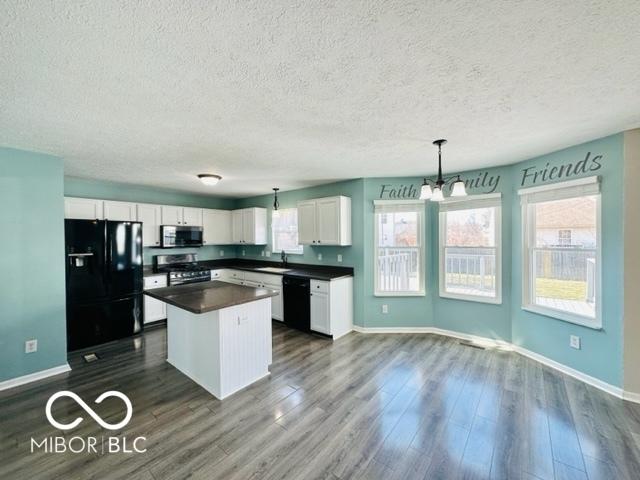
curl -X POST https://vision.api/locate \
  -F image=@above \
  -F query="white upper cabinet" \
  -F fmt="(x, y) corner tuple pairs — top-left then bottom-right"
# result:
(203, 209), (232, 245)
(161, 205), (182, 225)
(232, 208), (267, 244)
(103, 200), (136, 221)
(231, 210), (244, 243)
(297, 200), (317, 245)
(64, 197), (104, 220)
(297, 196), (351, 246)
(161, 205), (203, 226)
(136, 203), (162, 247)
(182, 207), (203, 227)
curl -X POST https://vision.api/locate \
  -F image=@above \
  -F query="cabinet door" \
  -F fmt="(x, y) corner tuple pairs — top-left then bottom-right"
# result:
(242, 209), (255, 244)
(161, 205), (182, 225)
(182, 207), (203, 227)
(144, 295), (166, 323)
(136, 203), (162, 247)
(203, 209), (232, 245)
(231, 210), (244, 243)
(64, 197), (104, 220)
(310, 291), (330, 334)
(104, 200), (136, 221)
(297, 200), (317, 245)
(316, 197), (340, 245)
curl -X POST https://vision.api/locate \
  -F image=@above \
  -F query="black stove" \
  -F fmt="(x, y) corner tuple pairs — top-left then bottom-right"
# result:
(153, 253), (211, 286)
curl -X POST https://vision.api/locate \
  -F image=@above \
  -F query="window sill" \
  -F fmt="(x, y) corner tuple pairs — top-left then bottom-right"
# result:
(439, 291), (502, 305)
(521, 305), (602, 330)
(374, 291), (426, 297)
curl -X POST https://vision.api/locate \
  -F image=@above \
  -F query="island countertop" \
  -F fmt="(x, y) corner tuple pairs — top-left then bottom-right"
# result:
(144, 281), (279, 314)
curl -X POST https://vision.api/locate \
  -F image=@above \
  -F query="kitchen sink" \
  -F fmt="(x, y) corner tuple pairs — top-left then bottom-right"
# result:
(255, 267), (292, 273)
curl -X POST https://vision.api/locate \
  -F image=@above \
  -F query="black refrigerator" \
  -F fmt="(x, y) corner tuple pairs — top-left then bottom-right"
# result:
(65, 219), (143, 351)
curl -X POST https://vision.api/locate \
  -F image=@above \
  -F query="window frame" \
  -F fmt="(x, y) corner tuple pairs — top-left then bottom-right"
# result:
(374, 200), (426, 297)
(271, 208), (303, 255)
(438, 194), (503, 305)
(519, 176), (602, 329)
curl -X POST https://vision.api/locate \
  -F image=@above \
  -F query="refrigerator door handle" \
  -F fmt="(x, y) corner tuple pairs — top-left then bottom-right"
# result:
(68, 253), (94, 257)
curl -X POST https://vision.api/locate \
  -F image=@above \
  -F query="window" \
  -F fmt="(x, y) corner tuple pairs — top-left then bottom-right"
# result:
(520, 176), (601, 328)
(438, 194), (502, 303)
(374, 200), (425, 296)
(271, 208), (303, 254)
(557, 230), (572, 246)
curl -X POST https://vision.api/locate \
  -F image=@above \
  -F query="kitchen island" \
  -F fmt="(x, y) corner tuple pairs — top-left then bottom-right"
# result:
(144, 281), (278, 399)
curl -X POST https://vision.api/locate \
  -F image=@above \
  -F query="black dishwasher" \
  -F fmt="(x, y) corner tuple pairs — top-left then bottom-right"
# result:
(283, 276), (310, 332)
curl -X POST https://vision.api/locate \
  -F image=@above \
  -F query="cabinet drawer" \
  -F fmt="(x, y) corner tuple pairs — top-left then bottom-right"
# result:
(311, 280), (329, 294)
(144, 275), (168, 289)
(228, 270), (245, 280)
(210, 269), (222, 279)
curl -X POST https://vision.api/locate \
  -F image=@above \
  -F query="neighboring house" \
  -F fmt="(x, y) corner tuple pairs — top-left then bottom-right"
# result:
(535, 196), (597, 248)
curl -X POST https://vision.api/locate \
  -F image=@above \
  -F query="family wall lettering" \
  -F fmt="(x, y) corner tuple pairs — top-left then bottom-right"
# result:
(378, 151), (603, 199)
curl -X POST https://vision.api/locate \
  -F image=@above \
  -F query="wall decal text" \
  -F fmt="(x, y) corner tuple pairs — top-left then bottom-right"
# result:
(520, 152), (602, 186)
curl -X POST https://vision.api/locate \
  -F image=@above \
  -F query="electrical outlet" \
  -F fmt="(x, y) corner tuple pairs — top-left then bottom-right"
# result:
(382, 304), (388, 314)
(242, 250), (246, 256)
(337, 254), (343, 263)
(25, 339), (38, 354)
(266, 251), (271, 257)
(570, 335), (581, 350)
(317, 253), (323, 261)
(261, 250), (265, 256)
(219, 250), (224, 256)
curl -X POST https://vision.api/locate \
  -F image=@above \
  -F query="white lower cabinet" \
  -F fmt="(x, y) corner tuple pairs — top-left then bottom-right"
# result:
(310, 289), (330, 334)
(309, 278), (353, 338)
(143, 275), (168, 324)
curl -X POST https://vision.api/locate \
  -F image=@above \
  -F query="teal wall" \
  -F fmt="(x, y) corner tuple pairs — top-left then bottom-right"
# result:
(64, 177), (238, 263)
(511, 134), (623, 387)
(0, 148), (68, 381)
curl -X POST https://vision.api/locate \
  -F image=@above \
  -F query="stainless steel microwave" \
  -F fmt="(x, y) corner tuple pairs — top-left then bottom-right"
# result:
(160, 225), (203, 248)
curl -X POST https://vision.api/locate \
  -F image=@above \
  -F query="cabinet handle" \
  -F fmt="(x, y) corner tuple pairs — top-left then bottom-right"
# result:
(310, 293), (313, 296)
(312, 240), (316, 244)
(318, 240), (321, 243)
(156, 241), (160, 245)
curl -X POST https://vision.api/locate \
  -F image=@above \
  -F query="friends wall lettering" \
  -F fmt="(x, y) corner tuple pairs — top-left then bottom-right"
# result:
(519, 151), (602, 186)
(378, 151), (603, 199)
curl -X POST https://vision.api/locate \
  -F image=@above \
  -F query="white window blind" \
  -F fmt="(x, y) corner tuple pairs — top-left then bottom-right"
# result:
(518, 176), (600, 204)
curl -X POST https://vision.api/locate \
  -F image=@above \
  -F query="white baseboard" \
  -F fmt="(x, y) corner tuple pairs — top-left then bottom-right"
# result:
(0, 364), (71, 392)
(351, 325), (639, 403)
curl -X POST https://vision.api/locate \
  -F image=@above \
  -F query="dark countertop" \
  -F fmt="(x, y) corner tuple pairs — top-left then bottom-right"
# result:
(144, 280), (279, 314)
(198, 259), (354, 281)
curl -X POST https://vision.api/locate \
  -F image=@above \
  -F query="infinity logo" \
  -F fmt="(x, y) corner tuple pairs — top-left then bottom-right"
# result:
(45, 391), (133, 431)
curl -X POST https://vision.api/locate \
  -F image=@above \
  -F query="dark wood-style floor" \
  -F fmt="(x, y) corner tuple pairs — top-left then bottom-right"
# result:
(2, 323), (640, 480)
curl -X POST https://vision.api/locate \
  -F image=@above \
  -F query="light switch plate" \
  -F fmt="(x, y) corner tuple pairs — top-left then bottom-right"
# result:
(570, 335), (581, 349)
(382, 304), (388, 314)
(219, 250), (225, 256)
(337, 254), (343, 262)
(242, 250), (246, 256)
(261, 250), (265, 256)
(317, 253), (323, 261)
(25, 339), (38, 354)
(266, 251), (271, 257)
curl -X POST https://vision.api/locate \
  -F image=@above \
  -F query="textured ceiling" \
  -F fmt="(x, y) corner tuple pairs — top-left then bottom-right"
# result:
(1, 1), (639, 197)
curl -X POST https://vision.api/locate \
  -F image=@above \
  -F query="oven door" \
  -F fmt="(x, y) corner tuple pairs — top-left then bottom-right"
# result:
(161, 225), (203, 248)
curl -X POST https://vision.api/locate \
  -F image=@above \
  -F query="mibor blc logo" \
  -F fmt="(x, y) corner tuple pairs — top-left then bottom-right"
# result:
(31, 390), (146, 454)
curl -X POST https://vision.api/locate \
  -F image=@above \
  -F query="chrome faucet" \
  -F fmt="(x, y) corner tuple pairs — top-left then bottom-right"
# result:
(281, 250), (288, 267)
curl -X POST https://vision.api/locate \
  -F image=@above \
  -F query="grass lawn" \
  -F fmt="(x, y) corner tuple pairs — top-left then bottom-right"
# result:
(535, 278), (586, 300)
(445, 273), (586, 301)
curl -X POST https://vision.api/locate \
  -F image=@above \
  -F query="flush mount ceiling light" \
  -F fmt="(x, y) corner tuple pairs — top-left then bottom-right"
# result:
(272, 188), (280, 218)
(197, 174), (222, 186)
(419, 139), (467, 202)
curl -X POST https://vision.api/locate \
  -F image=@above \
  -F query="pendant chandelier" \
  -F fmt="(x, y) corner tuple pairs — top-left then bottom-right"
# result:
(272, 188), (280, 218)
(419, 139), (467, 201)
